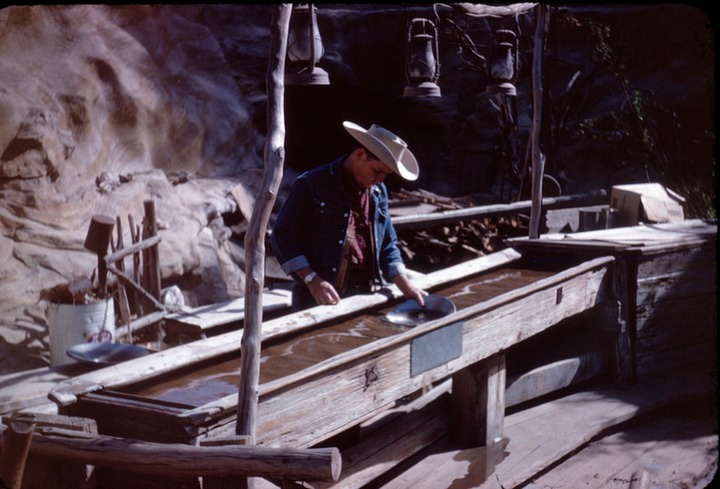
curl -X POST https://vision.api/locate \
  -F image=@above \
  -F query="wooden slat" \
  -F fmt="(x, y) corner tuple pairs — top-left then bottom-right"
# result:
(164, 289), (292, 332)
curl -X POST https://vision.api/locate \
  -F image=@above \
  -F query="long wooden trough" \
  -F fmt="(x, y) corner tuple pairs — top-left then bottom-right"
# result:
(49, 248), (617, 450)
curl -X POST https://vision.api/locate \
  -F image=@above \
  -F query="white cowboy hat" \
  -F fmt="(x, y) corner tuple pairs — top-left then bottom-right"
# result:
(343, 121), (419, 181)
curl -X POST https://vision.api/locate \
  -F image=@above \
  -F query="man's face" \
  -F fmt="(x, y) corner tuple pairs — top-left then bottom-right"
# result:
(354, 150), (394, 189)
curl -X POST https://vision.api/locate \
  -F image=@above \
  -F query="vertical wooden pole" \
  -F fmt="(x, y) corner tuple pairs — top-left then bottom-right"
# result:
(236, 0), (291, 471)
(129, 214), (143, 317)
(528, 4), (548, 239)
(142, 199), (161, 303)
(114, 216), (132, 341)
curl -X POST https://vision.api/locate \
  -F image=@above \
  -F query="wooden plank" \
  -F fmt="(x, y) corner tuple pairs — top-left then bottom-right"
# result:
(525, 396), (718, 489)
(376, 369), (715, 489)
(49, 249), (522, 407)
(313, 385), (451, 489)
(505, 351), (607, 407)
(509, 219), (716, 254)
(164, 289), (292, 332)
(0, 367), (80, 414)
(391, 190), (608, 230)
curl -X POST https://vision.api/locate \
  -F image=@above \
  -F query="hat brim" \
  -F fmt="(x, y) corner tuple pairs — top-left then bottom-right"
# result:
(343, 121), (419, 181)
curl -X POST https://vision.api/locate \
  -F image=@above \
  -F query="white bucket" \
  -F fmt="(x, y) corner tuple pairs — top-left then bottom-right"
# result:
(47, 298), (116, 366)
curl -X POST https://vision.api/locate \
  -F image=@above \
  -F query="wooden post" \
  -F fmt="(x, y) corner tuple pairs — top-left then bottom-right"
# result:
(0, 413), (36, 489)
(141, 199), (161, 303)
(113, 216), (132, 341)
(450, 353), (506, 447)
(236, 3), (292, 451)
(129, 213), (143, 317)
(528, 4), (548, 239)
(141, 199), (164, 346)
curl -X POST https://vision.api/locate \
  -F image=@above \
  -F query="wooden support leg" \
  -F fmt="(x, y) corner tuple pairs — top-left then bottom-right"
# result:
(450, 353), (506, 448)
(0, 413), (36, 489)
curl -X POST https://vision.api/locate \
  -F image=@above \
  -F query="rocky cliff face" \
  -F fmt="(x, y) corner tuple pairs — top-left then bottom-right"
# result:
(0, 4), (713, 373)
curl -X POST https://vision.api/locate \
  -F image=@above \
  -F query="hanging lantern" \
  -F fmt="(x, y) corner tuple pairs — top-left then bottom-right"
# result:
(403, 18), (441, 97)
(286, 4), (330, 86)
(486, 29), (518, 96)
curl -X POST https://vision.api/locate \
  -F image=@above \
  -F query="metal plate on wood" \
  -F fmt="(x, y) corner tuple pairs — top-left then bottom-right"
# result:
(411, 321), (463, 377)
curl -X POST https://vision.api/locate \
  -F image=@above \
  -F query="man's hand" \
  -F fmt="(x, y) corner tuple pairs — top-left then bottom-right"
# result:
(299, 268), (341, 306)
(392, 273), (428, 307)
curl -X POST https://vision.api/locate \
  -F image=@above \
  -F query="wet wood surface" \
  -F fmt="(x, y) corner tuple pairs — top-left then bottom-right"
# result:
(49, 248), (523, 408)
(122, 266), (556, 408)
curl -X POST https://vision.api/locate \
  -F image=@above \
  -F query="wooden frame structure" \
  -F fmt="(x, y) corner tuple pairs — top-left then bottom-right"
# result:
(49, 248), (620, 455)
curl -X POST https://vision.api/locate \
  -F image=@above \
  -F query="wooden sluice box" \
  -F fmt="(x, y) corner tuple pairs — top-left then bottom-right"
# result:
(49, 248), (617, 448)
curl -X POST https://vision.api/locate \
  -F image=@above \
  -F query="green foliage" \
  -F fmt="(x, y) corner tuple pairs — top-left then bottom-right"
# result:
(547, 11), (715, 219)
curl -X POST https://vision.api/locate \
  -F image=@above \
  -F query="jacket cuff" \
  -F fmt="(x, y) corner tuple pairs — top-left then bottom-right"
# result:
(385, 261), (406, 280)
(281, 255), (311, 276)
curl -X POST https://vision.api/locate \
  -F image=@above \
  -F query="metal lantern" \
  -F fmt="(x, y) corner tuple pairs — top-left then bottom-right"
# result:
(403, 18), (441, 97)
(486, 29), (519, 96)
(286, 4), (330, 86)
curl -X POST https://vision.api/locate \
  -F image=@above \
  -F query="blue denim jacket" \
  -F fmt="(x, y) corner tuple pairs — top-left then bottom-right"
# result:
(271, 156), (406, 295)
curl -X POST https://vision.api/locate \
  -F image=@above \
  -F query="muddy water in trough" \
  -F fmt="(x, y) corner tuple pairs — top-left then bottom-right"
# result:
(123, 266), (554, 407)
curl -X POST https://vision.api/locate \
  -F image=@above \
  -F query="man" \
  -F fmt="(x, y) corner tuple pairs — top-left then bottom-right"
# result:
(271, 121), (428, 311)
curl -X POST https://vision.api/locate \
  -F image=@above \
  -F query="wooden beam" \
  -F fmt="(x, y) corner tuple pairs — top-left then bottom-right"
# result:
(104, 235), (161, 265)
(391, 190), (607, 230)
(114, 310), (166, 338)
(106, 264), (164, 310)
(0, 425), (341, 482)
